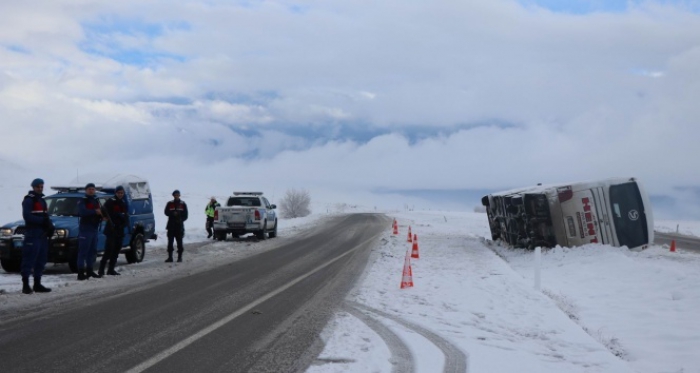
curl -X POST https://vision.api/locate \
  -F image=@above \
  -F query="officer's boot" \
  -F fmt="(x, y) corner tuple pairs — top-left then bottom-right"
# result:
(33, 277), (51, 293)
(87, 267), (102, 279)
(107, 262), (120, 276)
(98, 261), (106, 277)
(177, 253), (182, 263)
(165, 254), (173, 263)
(22, 277), (33, 294)
(77, 269), (87, 281)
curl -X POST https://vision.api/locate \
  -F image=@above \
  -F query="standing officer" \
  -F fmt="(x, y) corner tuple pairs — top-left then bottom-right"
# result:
(99, 185), (128, 276)
(205, 196), (220, 239)
(77, 183), (103, 280)
(20, 178), (54, 294)
(164, 190), (188, 262)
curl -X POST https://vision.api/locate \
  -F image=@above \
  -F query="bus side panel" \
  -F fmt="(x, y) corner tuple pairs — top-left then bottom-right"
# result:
(560, 189), (601, 246)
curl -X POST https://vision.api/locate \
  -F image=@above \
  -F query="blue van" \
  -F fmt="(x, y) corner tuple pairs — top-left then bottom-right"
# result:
(0, 175), (157, 273)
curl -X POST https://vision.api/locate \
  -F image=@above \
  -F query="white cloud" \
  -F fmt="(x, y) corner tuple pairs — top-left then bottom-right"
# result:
(0, 0), (699, 217)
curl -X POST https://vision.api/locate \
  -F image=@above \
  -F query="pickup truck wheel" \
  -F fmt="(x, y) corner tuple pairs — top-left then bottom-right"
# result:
(126, 234), (145, 264)
(214, 231), (227, 241)
(268, 219), (278, 238)
(256, 221), (268, 240)
(0, 258), (21, 273)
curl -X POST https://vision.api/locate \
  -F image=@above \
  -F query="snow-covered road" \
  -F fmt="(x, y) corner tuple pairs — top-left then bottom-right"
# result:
(3, 209), (700, 373)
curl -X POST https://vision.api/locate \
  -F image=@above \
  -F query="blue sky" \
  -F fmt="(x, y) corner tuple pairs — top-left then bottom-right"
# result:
(79, 17), (188, 66)
(1, 0), (699, 218)
(521, 0), (700, 13)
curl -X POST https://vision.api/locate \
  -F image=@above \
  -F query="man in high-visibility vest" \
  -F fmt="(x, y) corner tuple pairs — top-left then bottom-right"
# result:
(205, 196), (220, 239)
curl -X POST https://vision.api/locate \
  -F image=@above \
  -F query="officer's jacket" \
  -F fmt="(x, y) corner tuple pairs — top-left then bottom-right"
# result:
(165, 199), (188, 231)
(205, 202), (220, 218)
(104, 196), (129, 235)
(78, 195), (102, 231)
(22, 191), (48, 232)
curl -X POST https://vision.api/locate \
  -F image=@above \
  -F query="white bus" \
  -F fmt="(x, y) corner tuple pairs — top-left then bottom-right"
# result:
(481, 177), (654, 250)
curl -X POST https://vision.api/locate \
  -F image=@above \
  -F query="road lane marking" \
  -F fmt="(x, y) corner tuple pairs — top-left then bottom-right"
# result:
(126, 232), (382, 373)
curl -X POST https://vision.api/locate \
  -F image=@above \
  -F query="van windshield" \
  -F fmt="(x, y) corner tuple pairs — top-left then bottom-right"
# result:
(227, 197), (261, 207)
(609, 182), (649, 248)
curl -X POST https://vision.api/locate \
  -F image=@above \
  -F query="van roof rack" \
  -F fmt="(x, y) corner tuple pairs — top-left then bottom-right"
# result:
(232, 192), (263, 196)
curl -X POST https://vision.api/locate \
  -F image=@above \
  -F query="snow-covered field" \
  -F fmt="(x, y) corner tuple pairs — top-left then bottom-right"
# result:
(309, 211), (700, 373)
(2, 204), (699, 372)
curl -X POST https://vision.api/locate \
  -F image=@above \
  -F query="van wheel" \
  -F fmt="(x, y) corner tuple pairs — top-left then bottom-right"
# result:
(126, 234), (145, 263)
(268, 219), (278, 238)
(0, 258), (20, 273)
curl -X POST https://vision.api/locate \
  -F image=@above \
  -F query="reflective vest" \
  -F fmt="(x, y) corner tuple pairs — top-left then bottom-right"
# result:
(205, 202), (220, 218)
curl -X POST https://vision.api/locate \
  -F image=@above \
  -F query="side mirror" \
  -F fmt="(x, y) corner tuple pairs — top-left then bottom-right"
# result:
(271, 204), (277, 209)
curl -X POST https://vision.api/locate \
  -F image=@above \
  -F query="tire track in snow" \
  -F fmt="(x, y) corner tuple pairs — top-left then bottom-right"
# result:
(343, 303), (415, 373)
(347, 301), (468, 373)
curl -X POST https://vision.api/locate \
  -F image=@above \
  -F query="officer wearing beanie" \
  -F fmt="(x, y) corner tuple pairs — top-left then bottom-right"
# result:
(20, 178), (54, 294)
(77, 183), (103, 280)
(205, 196), (220, 239)
(99, 185), (129, 276)
(164, 189), (188, 262)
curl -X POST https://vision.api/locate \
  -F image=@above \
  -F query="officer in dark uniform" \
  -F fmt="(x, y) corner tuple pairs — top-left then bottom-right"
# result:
(99, 185), (128, 276)
(164, 190), (188, 262)
(77, 183), (103, 280)
(20, 178), (54, 294)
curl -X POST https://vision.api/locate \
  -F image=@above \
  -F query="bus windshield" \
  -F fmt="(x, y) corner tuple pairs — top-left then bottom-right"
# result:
(609, 182), (649, 248)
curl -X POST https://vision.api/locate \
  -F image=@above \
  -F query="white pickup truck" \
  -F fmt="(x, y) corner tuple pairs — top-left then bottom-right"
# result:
(212, 192), (278, 241)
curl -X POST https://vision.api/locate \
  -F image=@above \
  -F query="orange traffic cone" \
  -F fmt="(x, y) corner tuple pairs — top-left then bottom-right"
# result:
(670, 240), (676, 253)
(407, 226), (412, 242)
(411, 234), (419, 259)
(400, 249), (414, 289)
(393, 220), (399, 235)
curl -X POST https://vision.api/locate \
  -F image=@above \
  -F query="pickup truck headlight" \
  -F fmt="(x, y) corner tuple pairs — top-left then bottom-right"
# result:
(0, 228), (12, 237)
(53, 229), (68, 239)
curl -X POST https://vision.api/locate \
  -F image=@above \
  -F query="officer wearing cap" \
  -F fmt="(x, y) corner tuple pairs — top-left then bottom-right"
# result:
(204, 196), (220, 239)
(99, 185), (129, 276)
(19, 178), (54, 294)
(77, 183), (103, 280)
(164, 189), (188, 262)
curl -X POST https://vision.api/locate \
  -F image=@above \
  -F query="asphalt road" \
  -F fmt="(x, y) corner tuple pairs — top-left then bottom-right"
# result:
(655, 231), (700, 254)
(0, 213), (388, 373)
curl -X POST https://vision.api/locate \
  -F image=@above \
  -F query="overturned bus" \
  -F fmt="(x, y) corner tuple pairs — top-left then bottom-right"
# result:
(481, 177), (654, 250)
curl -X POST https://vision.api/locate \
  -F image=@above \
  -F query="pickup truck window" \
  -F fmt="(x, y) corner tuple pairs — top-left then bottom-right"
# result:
(227, 197), (262, 207)
(46, 196), (111, 217)
(46, 197), (80, 217)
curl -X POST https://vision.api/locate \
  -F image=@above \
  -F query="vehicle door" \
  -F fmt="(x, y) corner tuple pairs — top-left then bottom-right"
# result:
(125, 197), (156, 245)
(262, 197), (276, 228)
